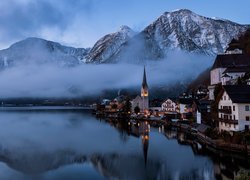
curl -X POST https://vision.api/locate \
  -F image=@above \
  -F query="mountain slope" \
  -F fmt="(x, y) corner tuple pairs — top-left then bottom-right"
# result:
(85, 25), (135, 63)
(100, 9), (248, 63)
(0, 37), (89, 68)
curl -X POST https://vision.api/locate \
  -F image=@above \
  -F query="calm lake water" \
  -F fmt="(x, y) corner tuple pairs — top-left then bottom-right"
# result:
(0, 110), (249, 180)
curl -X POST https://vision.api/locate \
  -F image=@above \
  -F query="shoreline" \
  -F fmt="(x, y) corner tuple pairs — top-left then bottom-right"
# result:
(96, 113), (250, 158)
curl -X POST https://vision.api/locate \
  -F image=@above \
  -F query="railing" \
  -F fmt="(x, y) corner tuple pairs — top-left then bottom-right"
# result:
(219, 118), (238, 124)
(197, 133), (250, 155)
(218, 108), (232, 114)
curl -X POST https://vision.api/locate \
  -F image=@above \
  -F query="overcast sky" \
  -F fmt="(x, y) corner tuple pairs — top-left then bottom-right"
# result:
(0, 0), (249, 49)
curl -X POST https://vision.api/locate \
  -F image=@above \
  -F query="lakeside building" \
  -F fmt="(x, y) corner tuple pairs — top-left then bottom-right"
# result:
(161, 99), (177, 112)
(131, 67), (149, 113)
(178, 98), (193, 119)
(209, 52), (250, 100)
(217, 85), (250, 132)
(193, 99), (212, 124)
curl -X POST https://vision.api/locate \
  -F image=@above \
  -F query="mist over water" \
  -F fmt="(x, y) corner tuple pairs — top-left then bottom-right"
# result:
(0, 52), (213, 98)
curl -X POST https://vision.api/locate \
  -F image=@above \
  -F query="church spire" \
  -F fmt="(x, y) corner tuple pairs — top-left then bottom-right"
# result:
(141, 66), (149, 98)
(142, 66), (148, 89)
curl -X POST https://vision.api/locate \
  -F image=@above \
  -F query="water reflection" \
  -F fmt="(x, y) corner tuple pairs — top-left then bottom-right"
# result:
(0, 111), (248, 179)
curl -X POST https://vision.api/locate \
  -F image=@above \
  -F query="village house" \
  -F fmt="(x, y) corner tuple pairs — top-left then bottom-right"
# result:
(221, 66), (250, 85)
(209, 53), (250, 100)
(178, 98), (193, 119)
(193, 99), (212, 124)
(161, 99), (177, 112)
(217, 85), (250, 132)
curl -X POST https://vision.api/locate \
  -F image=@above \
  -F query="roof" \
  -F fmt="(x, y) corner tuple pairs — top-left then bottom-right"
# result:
(223, 85), (250, 103)
(179, 98), (193, 105)
(142, 66), (148, 89)
(221, 73), (231, 78)
(211, 54), (250, 70)
(197, 124), (210, 133)
(222, 66), (250, 74)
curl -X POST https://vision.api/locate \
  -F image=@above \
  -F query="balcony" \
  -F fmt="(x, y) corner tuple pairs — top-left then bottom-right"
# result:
(218, 108), (232, 114)
(219, 118), (238, 124)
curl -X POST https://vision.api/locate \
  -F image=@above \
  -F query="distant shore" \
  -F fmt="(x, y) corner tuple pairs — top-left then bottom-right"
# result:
(0, 106), (93, 111)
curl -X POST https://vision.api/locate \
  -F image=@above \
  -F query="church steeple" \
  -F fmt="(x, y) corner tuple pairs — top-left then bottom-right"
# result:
(141, 66), (148, 97)
(141, 66), (149, 112)
(142, 66), (148, 89)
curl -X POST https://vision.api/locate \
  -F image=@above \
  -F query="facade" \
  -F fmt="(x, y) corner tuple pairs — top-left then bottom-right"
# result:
(218, 85), (250, 132)
(178, 98), (193, 119)
(131, 96), (144, 113)
(131, 67), (149, 113)
(193, 99), (212, 124)
(161, 99), (176, 112)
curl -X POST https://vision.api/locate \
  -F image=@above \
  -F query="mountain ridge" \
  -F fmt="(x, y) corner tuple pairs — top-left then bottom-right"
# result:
(0, 9), (249, 66)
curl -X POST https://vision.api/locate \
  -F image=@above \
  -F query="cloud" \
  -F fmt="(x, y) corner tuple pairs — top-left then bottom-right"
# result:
(0, 52), (213, 98)
(0, 0), (100, 49)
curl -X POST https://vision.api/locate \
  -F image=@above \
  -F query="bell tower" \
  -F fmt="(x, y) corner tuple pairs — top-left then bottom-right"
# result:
(141, 66), (149, 112)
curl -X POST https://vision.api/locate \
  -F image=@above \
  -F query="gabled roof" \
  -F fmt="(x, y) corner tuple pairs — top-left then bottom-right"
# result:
(212, 54), (250, 70)
(221, 73), (231, 78)
(222, 85), (250, 103)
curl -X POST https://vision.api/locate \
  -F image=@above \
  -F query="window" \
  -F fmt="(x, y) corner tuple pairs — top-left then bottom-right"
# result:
(233, 106), (235, 111)
(246, 116), (250, 121)
(224, 96), (226, 100)
(233, 115), (235, 120)
(245, 105), (250, 111)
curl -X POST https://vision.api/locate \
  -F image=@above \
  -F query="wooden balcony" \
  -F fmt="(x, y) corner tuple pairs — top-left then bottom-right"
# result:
(219, 118), (238, 124)
(218, 108), (232, 114)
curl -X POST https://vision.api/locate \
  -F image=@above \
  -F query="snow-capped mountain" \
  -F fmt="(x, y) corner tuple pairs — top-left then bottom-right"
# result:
(94, 9), (248, 63)
(85, 25), (135, 63)
(0, 37), (89, 68)
(143, 9), (247, 55)
(0, 9), (248, 66)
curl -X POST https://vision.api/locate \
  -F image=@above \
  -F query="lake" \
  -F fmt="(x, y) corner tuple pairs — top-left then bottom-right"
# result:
(0, 110), (249, 179)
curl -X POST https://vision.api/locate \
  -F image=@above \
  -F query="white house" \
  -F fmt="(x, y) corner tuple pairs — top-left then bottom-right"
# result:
(161, 99), (177, 112)
(218, 85), (250, 132)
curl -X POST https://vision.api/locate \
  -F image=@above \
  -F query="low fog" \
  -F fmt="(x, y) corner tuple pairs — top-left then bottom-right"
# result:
(0, 52), (213, 98)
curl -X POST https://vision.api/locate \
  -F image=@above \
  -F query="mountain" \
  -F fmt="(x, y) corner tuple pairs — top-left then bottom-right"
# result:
(85, 25), (135, 63)
(0, 37), (90, 68)
(0, 9), (248, 66)
(94, 9), (248, 63)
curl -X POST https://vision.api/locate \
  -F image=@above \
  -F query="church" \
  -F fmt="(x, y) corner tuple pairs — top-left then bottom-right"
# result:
(131, 66), (149, 113)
